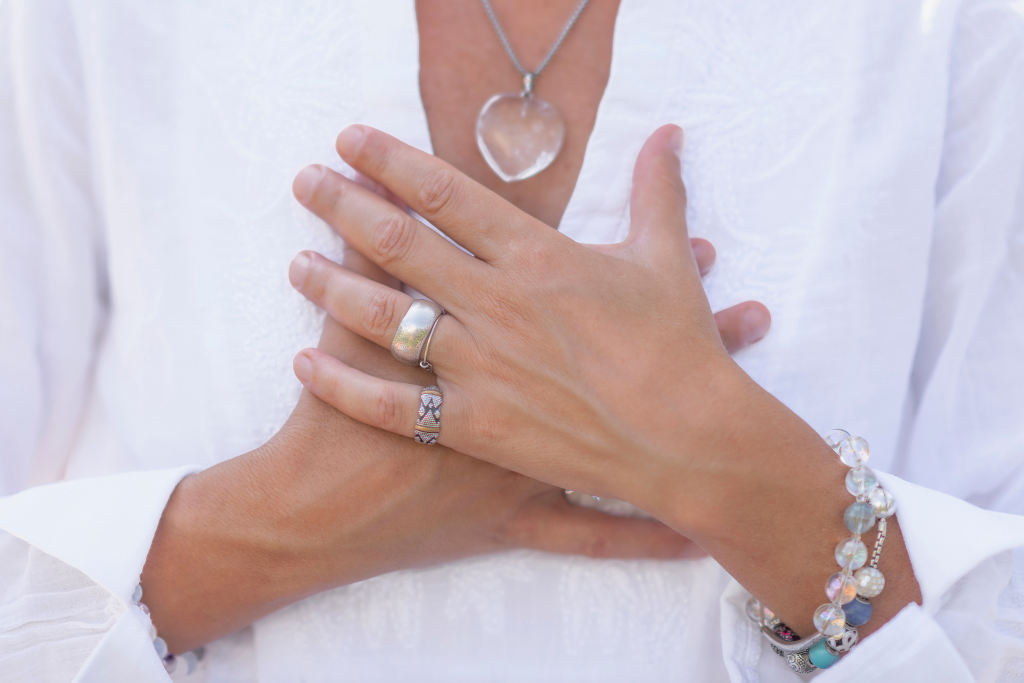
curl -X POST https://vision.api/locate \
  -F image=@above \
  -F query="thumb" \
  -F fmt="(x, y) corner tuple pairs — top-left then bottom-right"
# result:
(624, 125), (694, 270)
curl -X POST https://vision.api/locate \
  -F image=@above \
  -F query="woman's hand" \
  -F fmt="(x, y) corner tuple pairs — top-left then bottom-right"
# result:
(288, 124), (770, 518)
(288, 123), (921, 639)
(140, 169), (769, 655)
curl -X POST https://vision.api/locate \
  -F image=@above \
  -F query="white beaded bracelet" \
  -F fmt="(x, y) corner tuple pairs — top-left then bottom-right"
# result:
(132, 584), (205, 675)
(746, 430), (897, 674)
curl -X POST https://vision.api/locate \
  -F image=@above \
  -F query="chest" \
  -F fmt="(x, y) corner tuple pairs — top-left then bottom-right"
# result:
(416, 0), (619, 228)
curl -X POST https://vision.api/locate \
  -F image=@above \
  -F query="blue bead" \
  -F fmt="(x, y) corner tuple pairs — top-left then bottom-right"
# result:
(844, 597), (873, 626)
(809, 639), (840, 669)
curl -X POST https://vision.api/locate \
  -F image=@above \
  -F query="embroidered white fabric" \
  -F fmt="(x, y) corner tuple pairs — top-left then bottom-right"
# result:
(1, 0), (1024, 681)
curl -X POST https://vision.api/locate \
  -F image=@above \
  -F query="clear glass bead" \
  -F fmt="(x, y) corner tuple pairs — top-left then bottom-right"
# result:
(824, 429), (851, 452)
(744, 597), (762, 623)
(835, 537), (868, 570)
(846, 466), (878, 497)
(844, 501), (876, 534)
(163, 654), (177, 674)
(138, 602), (150, 616)
(826, 571), (858, 604)
(132, 584), (143, 603)
(869, 486), (897, 518)
(813, 603), (847, 636)
(839, 436), (870, 467)
(153, 636), (168, 659)
(182, 651), (200, 675)
(854, 567), (885, 598)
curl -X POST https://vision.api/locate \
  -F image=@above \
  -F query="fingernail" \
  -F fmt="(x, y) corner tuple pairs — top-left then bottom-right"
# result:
(293, 165), (325, 204)
(294, 352), (313, 385)
(742, 307), (770, 344)
(669, 126), (684, 159)
(336, 125), (367, 159)
(289, 252), (312, 289)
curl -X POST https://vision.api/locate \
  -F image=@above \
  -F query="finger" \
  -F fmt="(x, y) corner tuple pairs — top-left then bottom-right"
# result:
(294, 348), (424, 438)
(293, 164), (484, 309)
(714, 301), (772, 354)
(625, 125), (693, 268)
(290, 251), (466, 367)
(351, 171), (409, 213)
(342, 244), (400, 289)
(334, 125), (553, 262)
(506, 495), (707, 560)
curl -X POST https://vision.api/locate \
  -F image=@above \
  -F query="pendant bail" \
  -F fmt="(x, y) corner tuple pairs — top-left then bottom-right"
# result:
(521, 73), (534, 98)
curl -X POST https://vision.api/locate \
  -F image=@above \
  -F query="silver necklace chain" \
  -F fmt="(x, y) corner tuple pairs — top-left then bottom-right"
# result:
(479, 0), (592, 96)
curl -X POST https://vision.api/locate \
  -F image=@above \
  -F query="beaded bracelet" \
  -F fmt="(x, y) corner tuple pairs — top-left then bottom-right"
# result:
(745, 430), (897, 674)
(132, 583), (205, 675)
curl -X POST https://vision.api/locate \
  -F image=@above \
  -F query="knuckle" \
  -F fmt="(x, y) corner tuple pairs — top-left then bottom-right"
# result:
(371, 213), (416, 266)
(417, 168), (460, 219)
(360, 288), (399, 339)
(370, 383), (401, 429)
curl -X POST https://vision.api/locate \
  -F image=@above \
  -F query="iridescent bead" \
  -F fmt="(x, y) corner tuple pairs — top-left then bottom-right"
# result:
(844, 596), (873, 626)
(854, 567), (885, 598)
(744, 597), (762, 623)
(839, 436), (870, 467)
(844, 502), (876, 534)
(132, 584), (143, 603)
(182, 651), (200, 675)
(809, 638), (840, 669)
(138, 602), (150, 616)
(162, 654), (177, 674)
(149, 624), (157, 640)
(835, 537), (868, 570)
(153, 636), (168, 658)
(824, 429), (851, 452)
(827, 625), (860, 653)
(826, 572), (857, 604)
(869, 486), (897, 518)
(813, 603), (847, 636)
(846, 466), (878, 497)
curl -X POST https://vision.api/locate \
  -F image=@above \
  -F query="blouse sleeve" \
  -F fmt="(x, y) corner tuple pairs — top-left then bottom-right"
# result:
(0, 2), (198, 681)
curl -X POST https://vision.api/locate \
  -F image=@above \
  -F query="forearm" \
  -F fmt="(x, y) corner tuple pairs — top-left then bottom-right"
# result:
(648, 373), (921, 640)
(141, 434), (321, 653)
(140, 396), (417, 653)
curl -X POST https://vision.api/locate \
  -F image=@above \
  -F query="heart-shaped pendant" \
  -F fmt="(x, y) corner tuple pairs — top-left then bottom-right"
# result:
(475, 94), (566, 183)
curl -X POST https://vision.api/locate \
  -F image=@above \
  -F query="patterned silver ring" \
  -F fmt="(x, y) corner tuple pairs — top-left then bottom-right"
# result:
(391, 300), (444, 367)
(414, 385), (443, 445)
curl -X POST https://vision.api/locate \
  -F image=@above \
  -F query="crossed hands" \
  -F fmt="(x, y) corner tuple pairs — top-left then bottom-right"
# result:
(287, 124), (770, 557)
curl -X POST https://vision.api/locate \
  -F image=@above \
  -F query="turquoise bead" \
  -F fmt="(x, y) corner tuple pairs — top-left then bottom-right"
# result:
(809, 639), (840, 669)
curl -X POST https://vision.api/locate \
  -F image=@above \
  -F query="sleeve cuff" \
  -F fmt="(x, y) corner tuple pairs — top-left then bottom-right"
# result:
(0, 466), (200, 603)
(817, 603), (974, 682)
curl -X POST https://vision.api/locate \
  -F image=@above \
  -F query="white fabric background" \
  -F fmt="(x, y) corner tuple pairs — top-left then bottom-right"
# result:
(1, 0), (1023, 681)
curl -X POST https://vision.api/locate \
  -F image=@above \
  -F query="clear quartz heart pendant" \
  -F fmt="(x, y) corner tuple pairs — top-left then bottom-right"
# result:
(475, 92), (566, 183)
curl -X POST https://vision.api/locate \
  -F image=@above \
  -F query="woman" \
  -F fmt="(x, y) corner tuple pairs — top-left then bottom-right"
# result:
(1, 0), (1022, 681)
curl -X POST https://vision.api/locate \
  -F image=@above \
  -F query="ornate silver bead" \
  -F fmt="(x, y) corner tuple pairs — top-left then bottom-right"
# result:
(826, 625), (859, 654)
(787, 651), (817, 674)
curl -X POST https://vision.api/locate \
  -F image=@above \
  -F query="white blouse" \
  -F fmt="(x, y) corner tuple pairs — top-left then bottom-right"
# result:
(1, 0), (1023, 681)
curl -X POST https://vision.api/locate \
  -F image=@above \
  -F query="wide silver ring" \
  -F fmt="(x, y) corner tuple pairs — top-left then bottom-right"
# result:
(391, 299), (444, 367)
(415, 385), (443, 445)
